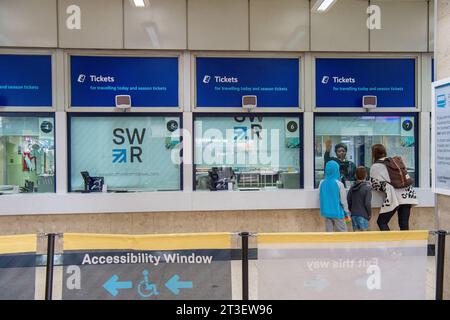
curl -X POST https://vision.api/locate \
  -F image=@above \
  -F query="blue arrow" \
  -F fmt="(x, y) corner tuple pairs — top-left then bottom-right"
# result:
(103, 275), (132, 297)
(165, 274), (193, 295)
(112, 149), (127, 163)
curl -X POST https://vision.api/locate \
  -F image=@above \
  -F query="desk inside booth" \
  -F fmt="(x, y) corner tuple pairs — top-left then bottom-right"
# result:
(193, 115), (302, 191)
(195, 167), (300, 191)
(0, 115), (55, 194)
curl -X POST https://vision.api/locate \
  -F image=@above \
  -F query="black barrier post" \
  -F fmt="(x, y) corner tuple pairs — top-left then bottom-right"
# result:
(240, 232), (250, 300)
(45, 233), (56, 300)
(436, 230), (447, 300)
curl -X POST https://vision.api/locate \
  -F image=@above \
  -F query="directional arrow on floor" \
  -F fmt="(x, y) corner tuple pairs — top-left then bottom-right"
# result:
(103, 275), (132, 297)
(165, 274), (193, 295)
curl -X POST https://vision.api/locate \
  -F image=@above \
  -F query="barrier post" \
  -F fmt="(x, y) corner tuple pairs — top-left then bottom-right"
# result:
(435, 230), (447, 300)
(45, 233), (56, 300)
(240, 232), (250, 300)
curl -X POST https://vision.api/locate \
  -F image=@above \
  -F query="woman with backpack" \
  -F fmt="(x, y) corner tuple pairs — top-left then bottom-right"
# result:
(370, 144), (418, 231)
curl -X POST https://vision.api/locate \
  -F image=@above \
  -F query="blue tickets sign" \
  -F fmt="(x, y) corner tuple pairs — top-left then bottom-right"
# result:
(0, 54), (52, 107)
(316, 58), (416, 108)
(70, 56), (179, 107)
(196, 57), (299, 108)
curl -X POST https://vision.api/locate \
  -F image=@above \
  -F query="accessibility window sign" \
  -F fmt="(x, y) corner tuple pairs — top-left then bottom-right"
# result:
(0, 54), (52, 107)
(315, 58), (416, 108)
(70, 56), (179, 107)
(62, 249), (232, 300)
(61, 233), (235, 300)
(196, 57), (299, 108)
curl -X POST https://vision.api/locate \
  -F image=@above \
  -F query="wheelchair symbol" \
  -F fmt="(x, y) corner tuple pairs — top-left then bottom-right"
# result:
(137, 270), (159, 298)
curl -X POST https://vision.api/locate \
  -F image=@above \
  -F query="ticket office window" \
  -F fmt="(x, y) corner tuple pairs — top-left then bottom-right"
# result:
(194, 115), (303, 191)
(69, 114), (182, 192)
(314, 114), (418, 188)
(0, 114), (55, 194)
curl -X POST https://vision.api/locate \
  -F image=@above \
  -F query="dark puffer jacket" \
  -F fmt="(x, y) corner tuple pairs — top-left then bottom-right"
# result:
(347, 181), (372, 220)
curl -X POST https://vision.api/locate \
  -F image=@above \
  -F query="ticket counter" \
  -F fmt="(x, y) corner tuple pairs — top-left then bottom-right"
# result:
(0, 113), (55, 194)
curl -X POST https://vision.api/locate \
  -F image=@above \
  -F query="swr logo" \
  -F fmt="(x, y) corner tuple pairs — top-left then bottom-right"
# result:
(112, 128), (146, 163)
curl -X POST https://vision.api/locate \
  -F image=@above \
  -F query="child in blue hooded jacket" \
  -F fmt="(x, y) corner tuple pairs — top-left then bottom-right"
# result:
(319, 160), (351, 232)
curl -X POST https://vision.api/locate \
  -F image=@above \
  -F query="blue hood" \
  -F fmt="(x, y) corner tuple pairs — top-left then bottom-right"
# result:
(325, 160), (340, 181)
(320, 160), (345, 219)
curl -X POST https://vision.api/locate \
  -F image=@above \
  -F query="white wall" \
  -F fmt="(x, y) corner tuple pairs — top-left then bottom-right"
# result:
(370, 0), (429, 52)
(58, 0), (123, 49)
(429, 0), (435, 52)
(250, 0), (310, 51)
(311, 0), (369, 52)
(124, 0), (187, 50)
(0, 0), (433, 52)
(0, 0), (57, 47)
(188, 0), (249, 50)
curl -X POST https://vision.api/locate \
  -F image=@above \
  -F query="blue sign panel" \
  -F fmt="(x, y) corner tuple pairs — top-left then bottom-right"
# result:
(196, 57), (299, 108)
(0, 55), (52, 107)
(316, 58), (416, 108)
(70, 56), (179, 107)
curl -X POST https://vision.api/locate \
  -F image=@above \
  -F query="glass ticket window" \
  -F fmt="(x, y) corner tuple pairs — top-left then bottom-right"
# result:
(194, 115), (302, 191)
(69, 114), (181, 192)
(314, 114), (417, 188)
(0, 114), (55, 194)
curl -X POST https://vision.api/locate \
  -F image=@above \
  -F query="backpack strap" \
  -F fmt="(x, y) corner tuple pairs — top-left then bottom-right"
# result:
(373, 158), (393, 186)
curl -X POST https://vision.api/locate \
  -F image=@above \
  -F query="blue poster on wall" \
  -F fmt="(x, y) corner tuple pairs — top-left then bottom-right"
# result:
(0, 54), (52, 107)
(70, 56), (179, 107)
(196, 57), (299, 108)
(315, 58), (416, 108)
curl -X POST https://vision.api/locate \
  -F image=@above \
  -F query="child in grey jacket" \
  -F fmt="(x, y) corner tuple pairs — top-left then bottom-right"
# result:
(347, 167), (372, 231)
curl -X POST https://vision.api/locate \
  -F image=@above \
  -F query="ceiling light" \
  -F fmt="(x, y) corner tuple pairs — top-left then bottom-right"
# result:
(133, 0), (147, 7)
(312, 0), (337, 13)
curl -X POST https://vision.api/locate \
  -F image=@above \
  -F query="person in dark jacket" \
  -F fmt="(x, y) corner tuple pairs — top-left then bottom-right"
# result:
(347, 166), (372, 231)
(324, 140), (357, 186)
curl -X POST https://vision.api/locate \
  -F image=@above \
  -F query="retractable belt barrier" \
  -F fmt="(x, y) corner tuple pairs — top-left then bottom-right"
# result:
(0, 230), (447, 300)
(60, 233), (239, 300)
(0, 234), (38, 300)
(257, 231), (429, 300)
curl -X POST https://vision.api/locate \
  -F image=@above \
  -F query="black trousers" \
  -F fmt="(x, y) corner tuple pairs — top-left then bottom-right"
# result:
(377, 204), (412, 231)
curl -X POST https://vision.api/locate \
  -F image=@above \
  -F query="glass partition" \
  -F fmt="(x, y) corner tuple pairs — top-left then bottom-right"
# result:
(314, 114), (418, 188)
(69, 114), (181, 192)
(0, 113), (55, 194)
(194, 114), (302, 191)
